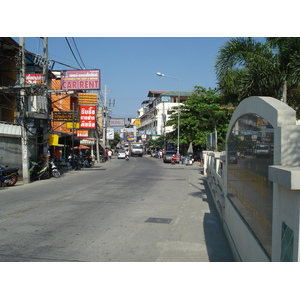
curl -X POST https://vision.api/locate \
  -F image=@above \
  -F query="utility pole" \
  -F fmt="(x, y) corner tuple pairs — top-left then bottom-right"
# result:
(101, 85), (111, 148)
(19, 37), (29, 183)
(42, 37), (49, 158)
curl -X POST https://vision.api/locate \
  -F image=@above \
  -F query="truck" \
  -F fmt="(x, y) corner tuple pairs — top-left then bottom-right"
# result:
(130, 142), (144, 157)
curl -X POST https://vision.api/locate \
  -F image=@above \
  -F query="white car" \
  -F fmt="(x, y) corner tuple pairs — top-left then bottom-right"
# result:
(118, 150), (126, 159)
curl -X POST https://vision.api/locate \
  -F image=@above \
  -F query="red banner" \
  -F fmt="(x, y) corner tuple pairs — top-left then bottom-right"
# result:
(80, 105), (96, 128)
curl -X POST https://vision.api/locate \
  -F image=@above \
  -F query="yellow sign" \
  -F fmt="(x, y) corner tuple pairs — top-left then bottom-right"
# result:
(78, 93), (98, 105)
(48, 134), (59, 146)
(134, 119), (141, 126)
(66, 122), (80, 129)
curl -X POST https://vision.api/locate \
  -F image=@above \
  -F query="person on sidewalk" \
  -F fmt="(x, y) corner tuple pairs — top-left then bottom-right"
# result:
(108, 149), (112, 162)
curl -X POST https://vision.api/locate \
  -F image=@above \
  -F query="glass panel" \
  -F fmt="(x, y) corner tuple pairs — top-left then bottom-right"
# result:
(227, 113), (273, 258)
(281, 222), (294, 262)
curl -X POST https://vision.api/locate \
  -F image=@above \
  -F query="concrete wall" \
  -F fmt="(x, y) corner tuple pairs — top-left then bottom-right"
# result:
(205, 96), (300, 262)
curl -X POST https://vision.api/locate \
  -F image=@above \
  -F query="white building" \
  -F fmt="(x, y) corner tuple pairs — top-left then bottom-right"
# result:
(137, 90), (192, 141)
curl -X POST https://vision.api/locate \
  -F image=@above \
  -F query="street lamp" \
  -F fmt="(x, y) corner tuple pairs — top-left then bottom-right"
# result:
(156, 72), (181, 155)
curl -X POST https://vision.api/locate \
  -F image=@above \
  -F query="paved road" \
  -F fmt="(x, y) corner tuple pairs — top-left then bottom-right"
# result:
(0, 155), (233, 262)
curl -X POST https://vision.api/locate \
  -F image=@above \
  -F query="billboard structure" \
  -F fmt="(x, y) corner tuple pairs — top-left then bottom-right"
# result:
(107, 128), (114, 140)
(80, 105), (96, 128)
(109, 118), (125, 127)
(78, 93), (98, 105)
(60, 70), (100, 90)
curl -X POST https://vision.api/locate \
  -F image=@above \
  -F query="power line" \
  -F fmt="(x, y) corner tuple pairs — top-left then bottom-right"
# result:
(72, 38), (86, 69)
(65, 37), (83, 69)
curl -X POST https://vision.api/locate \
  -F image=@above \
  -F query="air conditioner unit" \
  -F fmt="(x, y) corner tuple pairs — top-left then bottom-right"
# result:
(28, 96), (47, 113)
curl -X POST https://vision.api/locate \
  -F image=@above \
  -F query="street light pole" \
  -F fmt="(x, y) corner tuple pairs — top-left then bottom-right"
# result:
(156, 72), (180, 155)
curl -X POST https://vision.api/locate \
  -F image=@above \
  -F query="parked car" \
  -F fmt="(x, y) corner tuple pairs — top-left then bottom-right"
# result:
(118, 150), (126, 159)
(163, 151), (177, 163)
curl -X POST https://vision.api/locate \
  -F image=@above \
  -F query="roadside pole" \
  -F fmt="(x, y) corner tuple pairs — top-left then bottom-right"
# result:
(42, 37), (49, 162)
(19, 37), (30, 183)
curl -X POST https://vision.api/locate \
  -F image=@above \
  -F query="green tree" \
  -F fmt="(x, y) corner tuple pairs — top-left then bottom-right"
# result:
(215, 37), (300, 117)
(165, 86), (233, 150)
(146, 135), (165, 150)
(110, 131), (121, 149)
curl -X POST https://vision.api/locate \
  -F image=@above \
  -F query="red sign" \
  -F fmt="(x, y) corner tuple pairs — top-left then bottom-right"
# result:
(26, 73), (44, 84)
(80, 105), (96, 128)
(60, 70), (100, 90)
(76, 130), (89, 138)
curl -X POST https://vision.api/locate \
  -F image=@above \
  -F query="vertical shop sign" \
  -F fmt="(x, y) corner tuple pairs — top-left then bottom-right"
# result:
(80, 105), (96, 128)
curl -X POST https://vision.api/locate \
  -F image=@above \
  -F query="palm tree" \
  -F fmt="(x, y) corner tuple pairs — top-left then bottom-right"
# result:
(215, 37), (300, 114)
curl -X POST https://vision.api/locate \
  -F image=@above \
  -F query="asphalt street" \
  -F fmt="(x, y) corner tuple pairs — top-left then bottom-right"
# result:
(0, 155), (233, 262)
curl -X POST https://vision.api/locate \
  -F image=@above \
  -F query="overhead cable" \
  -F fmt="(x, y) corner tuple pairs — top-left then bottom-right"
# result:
(72, 37), (86, 69)
(65, 37), (83, 69)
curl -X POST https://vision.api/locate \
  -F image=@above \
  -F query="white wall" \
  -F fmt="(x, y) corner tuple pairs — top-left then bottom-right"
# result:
(205, 96), (300, 262)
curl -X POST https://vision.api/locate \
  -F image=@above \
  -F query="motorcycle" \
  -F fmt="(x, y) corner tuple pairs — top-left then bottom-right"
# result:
(50, 160), (60, 178)
(0, 165), (19, 187)
(125, 154), (130, 161)
(68, 154), (82, 170)
(29, 159), (60, 180)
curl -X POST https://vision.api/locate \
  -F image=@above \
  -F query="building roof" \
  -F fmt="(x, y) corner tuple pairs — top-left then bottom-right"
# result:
(147, 90), (168, 97)
(161, 91), (193, 97)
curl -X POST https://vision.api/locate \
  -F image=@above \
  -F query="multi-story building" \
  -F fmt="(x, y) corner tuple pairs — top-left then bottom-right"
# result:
(137, 90), (192, 141)
(0, 37), (52, 178)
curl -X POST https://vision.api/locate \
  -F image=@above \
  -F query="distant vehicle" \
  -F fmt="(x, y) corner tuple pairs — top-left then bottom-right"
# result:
(118, 150), (126, 159)
(163, 151), (177, 163)
(130, 142), (144, 157)
(228, 151), (238, 164)
(122, 142), (130, 151)
(255, 144), (270, 158)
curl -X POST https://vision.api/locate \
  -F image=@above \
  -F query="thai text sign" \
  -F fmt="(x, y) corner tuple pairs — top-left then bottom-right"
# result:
(53, 111), (79, 122)
(77, 130), (89, 138)
(61, 70), (100, 90)
(78, 93), (98, 105)
(66, 122), (80, 129)
(80, 105), (96, 128)
(26, 73), (44, 84)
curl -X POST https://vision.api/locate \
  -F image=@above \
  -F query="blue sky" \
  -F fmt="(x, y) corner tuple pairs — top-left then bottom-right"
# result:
(6, 1), (295, 123)
(16, 37), (266, 121)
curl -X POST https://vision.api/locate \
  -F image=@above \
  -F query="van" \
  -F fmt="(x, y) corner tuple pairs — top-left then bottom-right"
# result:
(255, 144), (270, 158)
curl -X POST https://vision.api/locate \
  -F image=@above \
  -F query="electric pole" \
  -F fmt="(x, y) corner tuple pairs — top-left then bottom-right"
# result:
(101, 85), (111, 148)
(19, 37), (29, 183)
(42, 37), (49, 158)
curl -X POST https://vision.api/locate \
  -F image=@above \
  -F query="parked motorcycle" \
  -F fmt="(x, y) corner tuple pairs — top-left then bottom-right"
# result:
(50, 160), (60, 178)
(29, 159), (60, 180)
(0, 165), (19, 187)
(68, 154), (82, 170)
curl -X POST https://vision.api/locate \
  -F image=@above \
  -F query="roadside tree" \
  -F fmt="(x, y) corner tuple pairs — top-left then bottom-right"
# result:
(165, 86), (233, 151)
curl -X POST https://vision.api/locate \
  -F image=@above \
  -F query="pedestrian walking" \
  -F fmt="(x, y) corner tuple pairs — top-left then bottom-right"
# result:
(159, 149), (163, 159)
(108, 149), (112, 162)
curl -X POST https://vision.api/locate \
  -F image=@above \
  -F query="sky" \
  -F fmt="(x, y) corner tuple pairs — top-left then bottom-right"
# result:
(7, 0), (294, 125)
(15, 36), (265, 121)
